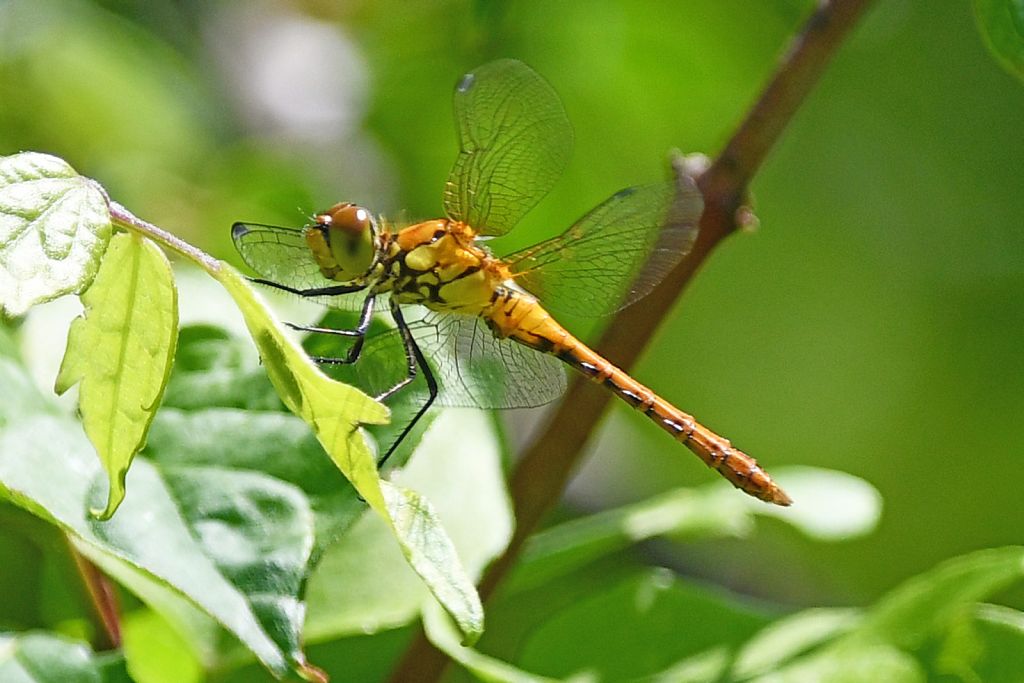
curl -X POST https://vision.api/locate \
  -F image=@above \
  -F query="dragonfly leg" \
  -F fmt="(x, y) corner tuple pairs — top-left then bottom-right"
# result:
(298, 295), (376, 365)
(247, 276), (366, 298)
(374, 305), (420, 401)
(285, 322), (361, 337)
(376, 301), (438, 468)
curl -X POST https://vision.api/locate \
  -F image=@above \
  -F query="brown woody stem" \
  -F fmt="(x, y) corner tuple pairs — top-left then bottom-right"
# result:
(389, 0), (876, 680)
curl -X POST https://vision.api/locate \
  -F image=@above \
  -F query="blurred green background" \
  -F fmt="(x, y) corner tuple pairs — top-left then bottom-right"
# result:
(1, 0), (1022, 621)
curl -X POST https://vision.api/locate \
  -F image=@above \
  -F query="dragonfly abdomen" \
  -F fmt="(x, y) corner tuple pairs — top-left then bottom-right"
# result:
(640, 391), (791, 505)
(506, 304), (791, 506)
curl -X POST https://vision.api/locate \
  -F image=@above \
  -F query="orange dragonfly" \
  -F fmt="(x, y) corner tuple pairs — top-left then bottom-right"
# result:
(232, 59), (790, 506)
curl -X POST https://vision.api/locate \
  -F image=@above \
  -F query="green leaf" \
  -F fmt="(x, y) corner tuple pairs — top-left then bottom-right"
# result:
(161, 325), (282, 412)
(216, 266), (485, 644)
(974, 0), (1024, 81)
(847, 546), (1024, 650)
(0, 351), (56, 429)
(147, 322), (370, 552)
(380, 481), (484, 643)
(76, 547), (225, 673)
(55, 232), (178, 519)
(0, 413), (308, 678)
(304, 410), (511, 643)
(928, 604), (1024, 680)
(146, 406), (363, 554)
(0, 631), (126, 683)
(89, 326), (365, 676)
(512, 467), (880, 591)
(0, 153), (111, 316)
(422, 601), (565, 683)
(762, 548), (1024, 682)
(3, 308), (488, 675)
(156, 466), (314, 661)
(214, 266), (387, 499)
(517, 568), (769, 681)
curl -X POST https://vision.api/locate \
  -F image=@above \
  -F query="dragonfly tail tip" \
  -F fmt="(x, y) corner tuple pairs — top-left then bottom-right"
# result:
(769, 487), (794, 506)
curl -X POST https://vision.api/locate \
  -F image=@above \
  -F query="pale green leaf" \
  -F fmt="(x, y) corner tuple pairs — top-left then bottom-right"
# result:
(381, 481), (484, 643)
(0, 152), (111, 316)
(647, 649), (731, 683)
(0, 631), (124, 683)
(0, 349), (56, 428)
(754, 467), (882, 540)
(216, 265), (484, 643)
(974, 0), (1024, 82)
(732, 608), (862, 679)
(55, 232), (178, 519)
(512, 486), (752, 592)
(512, 467), (880, 591)
(751, 643), (925, 683)
(121, 609), (203, 683)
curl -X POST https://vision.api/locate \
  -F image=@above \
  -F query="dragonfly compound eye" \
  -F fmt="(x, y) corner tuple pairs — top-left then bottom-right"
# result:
(311, 203), (377, 280)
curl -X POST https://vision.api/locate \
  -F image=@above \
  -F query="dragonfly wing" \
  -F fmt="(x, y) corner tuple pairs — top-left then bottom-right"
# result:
(504, 179), (703, 318)
(337, 310), (567, 410)
(443, 59), (572, 237)
(231, 222), (366, 310)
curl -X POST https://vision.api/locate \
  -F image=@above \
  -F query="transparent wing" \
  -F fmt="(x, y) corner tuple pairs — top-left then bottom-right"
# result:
(503, 179), (703, 318)
(443, 59), (572, 237)
(231, 222), (367, 310)
(336, 310), (567, 410)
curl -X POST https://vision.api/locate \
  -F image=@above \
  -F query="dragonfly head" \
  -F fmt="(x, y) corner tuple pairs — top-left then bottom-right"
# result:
(309, 202), (379, 282)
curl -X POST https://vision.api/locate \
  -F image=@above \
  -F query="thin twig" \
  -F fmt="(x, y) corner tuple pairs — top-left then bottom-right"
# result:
(389, 0), (876, 680)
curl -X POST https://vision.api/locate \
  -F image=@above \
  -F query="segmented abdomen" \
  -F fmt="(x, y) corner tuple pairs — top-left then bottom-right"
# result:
(503, 299), (791, 506)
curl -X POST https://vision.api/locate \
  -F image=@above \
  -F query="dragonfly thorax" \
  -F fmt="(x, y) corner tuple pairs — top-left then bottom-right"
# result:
(382, 219), (513, 316)
(306, 202), (382, 283)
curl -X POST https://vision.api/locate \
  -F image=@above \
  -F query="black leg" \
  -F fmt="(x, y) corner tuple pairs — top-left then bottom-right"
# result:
(285, 322), (361, 337)
(298, 294), (376, 365)
(376, 300), (438, 468)
(375, 307), (419, 402)
(248, 277), (366, 298)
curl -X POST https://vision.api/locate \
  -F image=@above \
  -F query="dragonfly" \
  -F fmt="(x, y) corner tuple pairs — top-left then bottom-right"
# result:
(232, 59), (791, 506)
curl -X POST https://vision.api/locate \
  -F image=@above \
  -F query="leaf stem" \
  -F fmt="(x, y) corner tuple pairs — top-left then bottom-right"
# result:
(107, 200), (221, 274)
(389, 0), (876, 679)
(68, 538), (122, 650)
